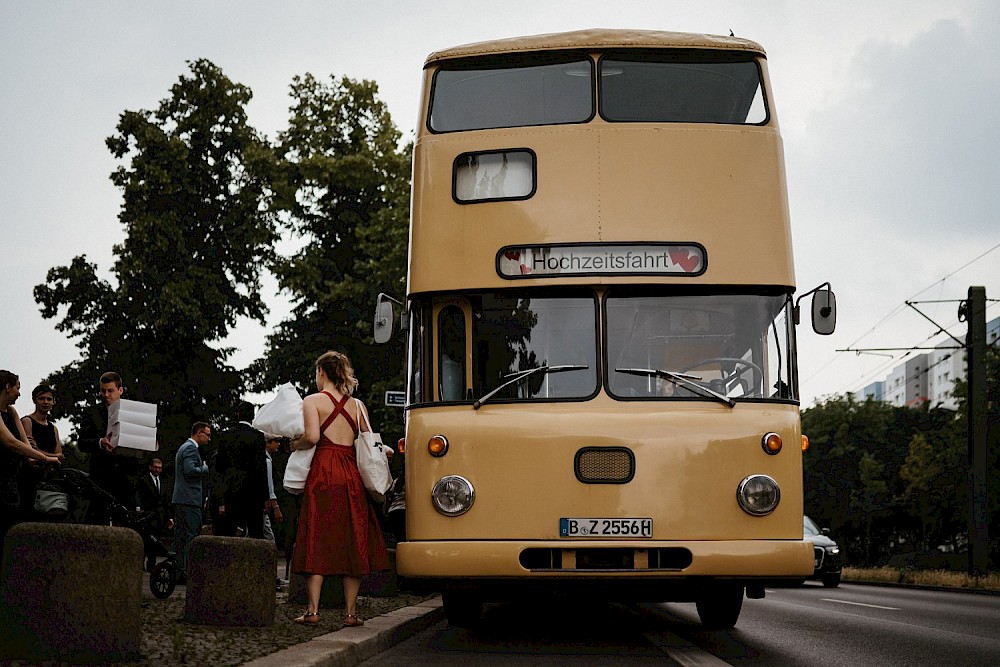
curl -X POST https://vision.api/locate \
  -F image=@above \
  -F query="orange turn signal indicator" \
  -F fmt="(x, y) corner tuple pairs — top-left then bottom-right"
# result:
(428, 435), (449, 457)
(762, 432), (782, 455)
(801, 434), (810, 452)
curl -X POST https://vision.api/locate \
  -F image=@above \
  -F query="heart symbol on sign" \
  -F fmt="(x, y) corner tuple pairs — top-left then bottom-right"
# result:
(669, 248), (701, 273)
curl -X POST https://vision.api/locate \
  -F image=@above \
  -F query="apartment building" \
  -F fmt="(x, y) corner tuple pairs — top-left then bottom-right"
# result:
(854, 315), (999, 411)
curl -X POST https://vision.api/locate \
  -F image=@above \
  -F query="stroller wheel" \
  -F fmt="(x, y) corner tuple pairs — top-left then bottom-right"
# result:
(150, 561), (176, 599)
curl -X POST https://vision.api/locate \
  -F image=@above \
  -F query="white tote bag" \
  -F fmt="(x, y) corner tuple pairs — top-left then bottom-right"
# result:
(252, 383), (309, 494)
(283, 447), (314, 495)
(252, 383), (304, 438)
(354, 400), (392, 502)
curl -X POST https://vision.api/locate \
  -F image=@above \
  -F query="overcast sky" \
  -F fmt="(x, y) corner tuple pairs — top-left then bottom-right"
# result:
(3, 0), (999, 425)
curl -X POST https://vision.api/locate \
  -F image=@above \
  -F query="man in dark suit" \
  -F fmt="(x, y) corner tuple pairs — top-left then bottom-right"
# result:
(136, 457), (171, 571)
(210, 401), (268, 538)
(78, 371), (139, 520)
(136, 457), (171, 521)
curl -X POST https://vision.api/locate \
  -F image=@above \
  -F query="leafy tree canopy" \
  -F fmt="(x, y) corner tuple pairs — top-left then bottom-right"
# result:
(251, 74), (411, 438)
(35, 59), (276, 451)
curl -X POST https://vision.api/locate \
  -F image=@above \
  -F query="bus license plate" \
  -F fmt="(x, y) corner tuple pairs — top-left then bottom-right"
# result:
(560, 518), (652, 538)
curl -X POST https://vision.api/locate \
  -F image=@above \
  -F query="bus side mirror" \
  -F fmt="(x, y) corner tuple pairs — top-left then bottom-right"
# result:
(812, 288), (836, 335)
(374, 293), (402, 344)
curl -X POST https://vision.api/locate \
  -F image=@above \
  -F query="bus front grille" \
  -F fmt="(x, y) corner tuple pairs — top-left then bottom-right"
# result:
(519, 548), (692, 571)
(575, 447), (635, 484)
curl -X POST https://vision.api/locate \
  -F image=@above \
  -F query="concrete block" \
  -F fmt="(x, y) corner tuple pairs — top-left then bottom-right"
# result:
(0, 522), (143, 663)
(183, 535), (276, 626)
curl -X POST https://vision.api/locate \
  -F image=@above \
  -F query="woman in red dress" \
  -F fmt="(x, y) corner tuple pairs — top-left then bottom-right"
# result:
(290, 351), (389, 626)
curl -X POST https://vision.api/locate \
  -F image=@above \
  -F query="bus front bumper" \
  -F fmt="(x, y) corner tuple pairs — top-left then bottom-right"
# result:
(397, 539), (814, 579)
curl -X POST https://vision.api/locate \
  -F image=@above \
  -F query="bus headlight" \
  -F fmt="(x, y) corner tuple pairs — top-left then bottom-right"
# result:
(736, 474), (780, 516)
(432, 475), (475, 516)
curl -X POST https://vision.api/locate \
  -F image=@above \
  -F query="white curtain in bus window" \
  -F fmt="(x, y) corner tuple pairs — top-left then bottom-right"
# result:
(599, 56), (766, 124)
(454, 151), (534, 203)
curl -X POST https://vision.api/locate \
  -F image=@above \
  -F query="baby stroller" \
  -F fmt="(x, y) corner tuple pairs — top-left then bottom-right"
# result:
(57, 468), (178, 599)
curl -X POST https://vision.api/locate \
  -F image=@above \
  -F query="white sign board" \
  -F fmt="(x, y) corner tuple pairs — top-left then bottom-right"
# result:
(107, 398), (158, 454)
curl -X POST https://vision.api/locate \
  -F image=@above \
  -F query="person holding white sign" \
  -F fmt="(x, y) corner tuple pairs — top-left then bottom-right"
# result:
(79, 371), (139, 517)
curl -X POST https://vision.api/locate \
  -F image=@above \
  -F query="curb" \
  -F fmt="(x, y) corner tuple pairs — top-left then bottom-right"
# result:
(241, 597), (444, 667)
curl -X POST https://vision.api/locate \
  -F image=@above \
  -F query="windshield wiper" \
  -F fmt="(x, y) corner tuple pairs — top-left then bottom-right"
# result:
(473, 364), (588, 410)
(616, 367), (735, 408)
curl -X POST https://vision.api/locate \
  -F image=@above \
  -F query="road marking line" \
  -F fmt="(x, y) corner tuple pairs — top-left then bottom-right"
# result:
(822, 598), (899, 610)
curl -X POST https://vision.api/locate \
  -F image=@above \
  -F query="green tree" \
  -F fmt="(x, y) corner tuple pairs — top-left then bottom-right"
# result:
(252, 74), (411, 439)
(851, 450), (891, 563)
(35, 59), (276, 458)
(898, 431), (967, 551)
(802, 394), (900, 565)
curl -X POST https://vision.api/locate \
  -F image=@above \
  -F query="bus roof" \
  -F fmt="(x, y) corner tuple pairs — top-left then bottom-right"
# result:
(425, 29), (766, 66)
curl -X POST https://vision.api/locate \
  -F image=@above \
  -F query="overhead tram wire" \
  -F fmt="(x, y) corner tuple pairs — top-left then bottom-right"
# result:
(841, 239), (1000, 352)
(826, 295), (1000, 401)
(802, 240), (1000, 403)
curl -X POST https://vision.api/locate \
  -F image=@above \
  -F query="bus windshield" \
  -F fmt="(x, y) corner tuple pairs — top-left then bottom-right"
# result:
(606, 291), (795, 401)
(470, 291), (598, 402)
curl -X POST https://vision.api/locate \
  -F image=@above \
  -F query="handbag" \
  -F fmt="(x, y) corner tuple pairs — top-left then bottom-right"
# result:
(252, 383), (304, 439)
(354, 400), (392, 503)
(282, 447), (315, 495)
(34, 485), (69, 516)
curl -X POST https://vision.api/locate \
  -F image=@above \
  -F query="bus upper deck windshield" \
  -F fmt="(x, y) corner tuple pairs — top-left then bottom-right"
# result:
(428, 51), (767, 132)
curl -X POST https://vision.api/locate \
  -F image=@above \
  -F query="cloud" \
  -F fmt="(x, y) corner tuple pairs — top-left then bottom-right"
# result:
(795, 9), (1000, 241)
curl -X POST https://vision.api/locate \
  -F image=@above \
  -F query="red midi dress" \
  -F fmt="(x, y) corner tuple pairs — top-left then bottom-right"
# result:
(291, 391), (389, 577)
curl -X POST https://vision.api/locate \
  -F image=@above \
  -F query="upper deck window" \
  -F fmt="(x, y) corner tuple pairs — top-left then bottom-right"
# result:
(599, 52), (767, 124)
(429, 54), (594, 132)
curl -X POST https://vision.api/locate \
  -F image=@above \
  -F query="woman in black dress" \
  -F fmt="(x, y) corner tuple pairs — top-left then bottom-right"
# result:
(21, 384), (62, 458)
(0, 371), (61, 555)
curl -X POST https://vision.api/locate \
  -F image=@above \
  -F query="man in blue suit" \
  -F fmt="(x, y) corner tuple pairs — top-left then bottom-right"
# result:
(172, 422), (211, 584)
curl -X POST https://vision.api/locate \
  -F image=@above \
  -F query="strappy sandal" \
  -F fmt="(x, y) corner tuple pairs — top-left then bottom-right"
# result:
(343, 613), (364, 627)
(293, 612), (320, 624)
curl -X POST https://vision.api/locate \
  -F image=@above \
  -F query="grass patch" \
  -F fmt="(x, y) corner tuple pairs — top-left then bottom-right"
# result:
(843, 566), (1000, 591)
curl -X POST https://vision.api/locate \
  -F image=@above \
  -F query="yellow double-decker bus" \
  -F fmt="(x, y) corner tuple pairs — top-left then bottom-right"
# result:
(374, 28), (837, 629)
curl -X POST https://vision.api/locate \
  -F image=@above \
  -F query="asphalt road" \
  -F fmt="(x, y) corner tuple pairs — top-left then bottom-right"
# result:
(357, 583), (1000, 666)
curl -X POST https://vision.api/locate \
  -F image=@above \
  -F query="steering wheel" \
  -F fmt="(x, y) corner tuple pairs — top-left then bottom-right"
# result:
(679, 357), (764, 395)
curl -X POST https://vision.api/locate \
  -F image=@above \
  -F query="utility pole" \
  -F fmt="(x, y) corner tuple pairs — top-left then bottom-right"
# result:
(963, 286), (988, 577)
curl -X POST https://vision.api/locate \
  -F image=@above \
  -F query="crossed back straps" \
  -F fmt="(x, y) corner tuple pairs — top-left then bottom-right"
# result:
(319, 391), (358, 436)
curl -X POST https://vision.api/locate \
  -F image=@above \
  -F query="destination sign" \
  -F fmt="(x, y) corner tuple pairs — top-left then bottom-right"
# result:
(497, 243), (705, 278)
